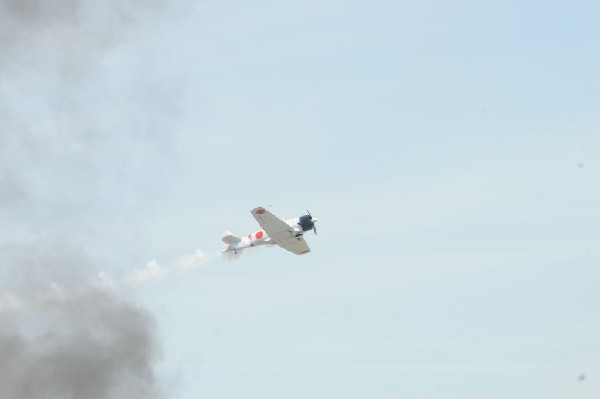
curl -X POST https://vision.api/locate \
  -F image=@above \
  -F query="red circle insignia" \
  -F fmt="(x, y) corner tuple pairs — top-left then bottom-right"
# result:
(256, 208), (265, 214)
(256, 231), (264, 239)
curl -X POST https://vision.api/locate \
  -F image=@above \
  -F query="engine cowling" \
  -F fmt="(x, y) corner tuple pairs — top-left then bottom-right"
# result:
(298, 214), (314, 232)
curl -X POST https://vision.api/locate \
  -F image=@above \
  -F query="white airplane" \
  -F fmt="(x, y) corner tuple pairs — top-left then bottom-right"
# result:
(221, 207), (318, 256)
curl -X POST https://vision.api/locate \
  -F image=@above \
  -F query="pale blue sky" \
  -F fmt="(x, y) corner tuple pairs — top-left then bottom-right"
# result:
(119, 1), (600, 398)
(3, 0), (600, 398)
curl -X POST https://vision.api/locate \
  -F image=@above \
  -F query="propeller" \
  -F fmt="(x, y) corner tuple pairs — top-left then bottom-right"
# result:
(306, 209), (317, 235)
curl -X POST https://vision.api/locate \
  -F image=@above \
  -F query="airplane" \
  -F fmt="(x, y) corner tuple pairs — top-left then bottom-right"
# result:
(221, 207), (317, 256)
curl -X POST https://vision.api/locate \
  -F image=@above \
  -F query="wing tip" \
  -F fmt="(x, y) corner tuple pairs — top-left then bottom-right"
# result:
(251, 207), (266, 215)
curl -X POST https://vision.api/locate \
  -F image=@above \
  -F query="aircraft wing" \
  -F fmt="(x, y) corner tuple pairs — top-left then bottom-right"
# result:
(251, 207), (311, 255)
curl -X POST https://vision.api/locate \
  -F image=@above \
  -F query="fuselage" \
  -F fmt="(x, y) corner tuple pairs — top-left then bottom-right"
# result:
(222, 214), (317, 255)
(235, 230), (275, 251)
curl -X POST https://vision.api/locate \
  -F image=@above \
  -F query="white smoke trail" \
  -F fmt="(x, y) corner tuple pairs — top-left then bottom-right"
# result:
(133, 261), (167, 286)
(0, 248), (210, 315)
(133, 249), (208, 286)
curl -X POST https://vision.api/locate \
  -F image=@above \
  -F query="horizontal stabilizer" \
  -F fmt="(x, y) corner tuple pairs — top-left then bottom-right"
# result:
(222, 231), (241, 244)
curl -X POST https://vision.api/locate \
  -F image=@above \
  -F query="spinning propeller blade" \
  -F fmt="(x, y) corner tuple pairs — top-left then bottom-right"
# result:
(306, 209), (317, 235)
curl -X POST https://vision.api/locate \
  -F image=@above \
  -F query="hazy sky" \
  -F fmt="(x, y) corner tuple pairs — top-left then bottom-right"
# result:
(2, 0), (599, 398)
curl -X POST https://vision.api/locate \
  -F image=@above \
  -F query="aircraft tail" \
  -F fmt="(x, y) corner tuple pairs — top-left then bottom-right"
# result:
(221, 231), (243, 259)
(222, 231), (241, 245)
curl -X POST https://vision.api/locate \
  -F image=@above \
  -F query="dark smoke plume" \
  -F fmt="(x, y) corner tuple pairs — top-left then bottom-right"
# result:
(0, 0), (177, 397)
(0, 291), (161, 399)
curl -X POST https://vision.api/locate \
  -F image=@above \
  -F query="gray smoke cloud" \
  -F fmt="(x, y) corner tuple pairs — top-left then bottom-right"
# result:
(0, 290), (161, 399)
(0, 0), (176, 227)
(0, 0), (181, 397)
(0, 243), (164, 399)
